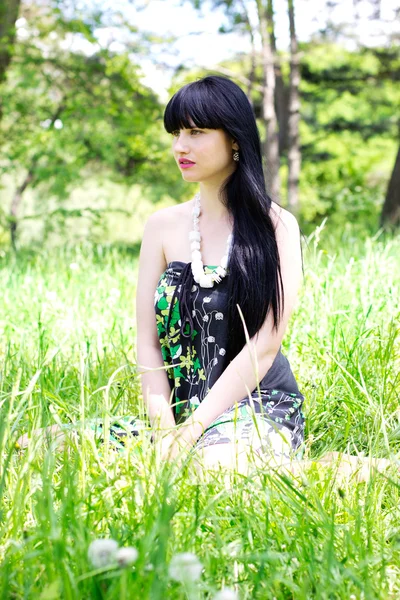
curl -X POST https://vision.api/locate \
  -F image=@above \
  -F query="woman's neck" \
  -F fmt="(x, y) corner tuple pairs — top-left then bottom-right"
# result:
(197, 184), (229, 222)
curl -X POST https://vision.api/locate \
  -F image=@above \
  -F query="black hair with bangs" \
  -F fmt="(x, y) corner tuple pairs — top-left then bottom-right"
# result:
(163, 74), (288, 367)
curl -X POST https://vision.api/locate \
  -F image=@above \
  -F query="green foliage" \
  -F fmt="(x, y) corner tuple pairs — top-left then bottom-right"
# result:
(1, 4), (399, 245)
(296, 42), (400, 226)
(0, 1), (182, 244)
(166, 40), (399, 232)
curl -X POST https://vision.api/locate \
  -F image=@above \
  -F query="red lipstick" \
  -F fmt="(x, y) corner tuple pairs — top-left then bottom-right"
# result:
(179, 158), (196, 169)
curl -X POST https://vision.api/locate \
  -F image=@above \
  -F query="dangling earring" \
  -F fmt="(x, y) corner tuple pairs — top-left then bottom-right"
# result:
(233, 150), (239, 162)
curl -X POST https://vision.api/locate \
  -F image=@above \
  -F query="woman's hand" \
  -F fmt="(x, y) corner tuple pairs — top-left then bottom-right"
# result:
(155, 428), (196, 465)
(159, 432), (180, 461)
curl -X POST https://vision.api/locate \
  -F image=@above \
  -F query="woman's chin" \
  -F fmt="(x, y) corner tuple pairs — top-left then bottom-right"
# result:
(181, 172), (201, 182)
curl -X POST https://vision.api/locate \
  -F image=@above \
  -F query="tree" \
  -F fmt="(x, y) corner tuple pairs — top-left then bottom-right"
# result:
(1, 2), (164, 248)
(287, 0), (301, 215)
(380, 144), (400, 229)
(0, 0), (21, 119)
(254, 0), (280, 198)
(188, 0), (281, 199)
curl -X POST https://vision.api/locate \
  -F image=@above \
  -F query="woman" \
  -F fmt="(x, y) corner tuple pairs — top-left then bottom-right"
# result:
(16, 75), (397, 484)
(136, 74), (306, 472)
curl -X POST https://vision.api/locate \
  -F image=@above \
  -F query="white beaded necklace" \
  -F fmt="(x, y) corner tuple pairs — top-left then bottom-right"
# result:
(189, 192), (233, 288)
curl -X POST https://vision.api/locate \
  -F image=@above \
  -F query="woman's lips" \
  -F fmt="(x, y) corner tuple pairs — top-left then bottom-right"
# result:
(179, 162), (195, 169)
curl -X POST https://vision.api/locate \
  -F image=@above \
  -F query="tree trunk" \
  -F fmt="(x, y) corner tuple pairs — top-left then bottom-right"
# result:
(9, 102), (65, 249)
(267, 0), (288, 155)
(246, 36), (257, 106)
(256, 0), (280, 200)
(238, 0), (257, 106)
(0, 0), (21, 120)
(10, 166), (35, 250)
(380, 145), (400, 229)
(287, 0), (301, 216)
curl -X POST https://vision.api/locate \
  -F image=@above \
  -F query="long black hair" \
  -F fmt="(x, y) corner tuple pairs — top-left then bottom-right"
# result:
(164, 74), (286, 367)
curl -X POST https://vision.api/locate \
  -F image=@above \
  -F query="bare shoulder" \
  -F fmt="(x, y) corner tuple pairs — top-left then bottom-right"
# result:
(270, 202), (300, 237)
(151, 200), (192, 224)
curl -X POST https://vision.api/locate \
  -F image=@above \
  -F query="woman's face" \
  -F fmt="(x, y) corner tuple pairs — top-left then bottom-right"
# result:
(171, 119), (238, 183)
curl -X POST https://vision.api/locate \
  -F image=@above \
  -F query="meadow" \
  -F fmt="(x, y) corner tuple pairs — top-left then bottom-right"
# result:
(0, 222), (399, 599)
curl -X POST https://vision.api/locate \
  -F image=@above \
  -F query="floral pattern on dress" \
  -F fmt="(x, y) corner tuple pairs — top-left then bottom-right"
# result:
(154, 264), (226, 419)
(153, 262), (306, 455)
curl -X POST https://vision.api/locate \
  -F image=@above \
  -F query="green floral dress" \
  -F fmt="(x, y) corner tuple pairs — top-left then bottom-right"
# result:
(154, 261), (306, 460)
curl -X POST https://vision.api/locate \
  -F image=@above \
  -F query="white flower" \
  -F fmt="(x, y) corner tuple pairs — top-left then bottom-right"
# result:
(168, 552), (203, 583)
(115, 546), (138, 567)
(69, 262), (79, 271)
(207, 336), (215, 343)
(215, 312), (223, 320)
(88, 538), (119, 569)
(203, 315), (209, 322)
(213, 358), (218, 366)
(192, 310), (196, 317)
(219, 348), (226, 356)
(213, 589), (239, 600)
(203, 297), (212, 303)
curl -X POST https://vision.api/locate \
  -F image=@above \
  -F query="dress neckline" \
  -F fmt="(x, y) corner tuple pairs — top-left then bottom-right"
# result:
(166, 261), (218, 269)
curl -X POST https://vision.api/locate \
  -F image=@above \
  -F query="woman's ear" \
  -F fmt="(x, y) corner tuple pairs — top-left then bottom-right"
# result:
(232, 140), (239, 151)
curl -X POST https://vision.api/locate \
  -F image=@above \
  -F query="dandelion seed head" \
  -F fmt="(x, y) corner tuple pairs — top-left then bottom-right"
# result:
(168, 552), (203, 583)
(88, 538), (119, 569)
(116, 546), (138, 568)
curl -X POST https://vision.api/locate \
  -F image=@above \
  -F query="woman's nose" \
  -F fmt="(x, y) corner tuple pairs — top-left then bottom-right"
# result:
(174, 133), (189, 152)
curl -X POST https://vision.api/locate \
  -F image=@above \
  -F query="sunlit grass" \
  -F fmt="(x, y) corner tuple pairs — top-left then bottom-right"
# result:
(0, 224), (399, 598)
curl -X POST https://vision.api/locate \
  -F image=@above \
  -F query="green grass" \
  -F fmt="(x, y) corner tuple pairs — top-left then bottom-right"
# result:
(0, 225), (399, 599)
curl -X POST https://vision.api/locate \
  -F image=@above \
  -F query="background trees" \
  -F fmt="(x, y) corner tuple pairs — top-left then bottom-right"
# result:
(0, 0), (399, 248)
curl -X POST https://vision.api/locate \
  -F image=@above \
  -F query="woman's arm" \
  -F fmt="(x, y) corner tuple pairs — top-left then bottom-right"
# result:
(137, 346), (176, 434)
(135, 210), (176, 438)
(175, 210), (303, 447)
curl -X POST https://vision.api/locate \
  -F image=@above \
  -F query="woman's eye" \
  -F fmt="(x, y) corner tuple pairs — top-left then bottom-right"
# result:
(171, 129), (202, 137)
